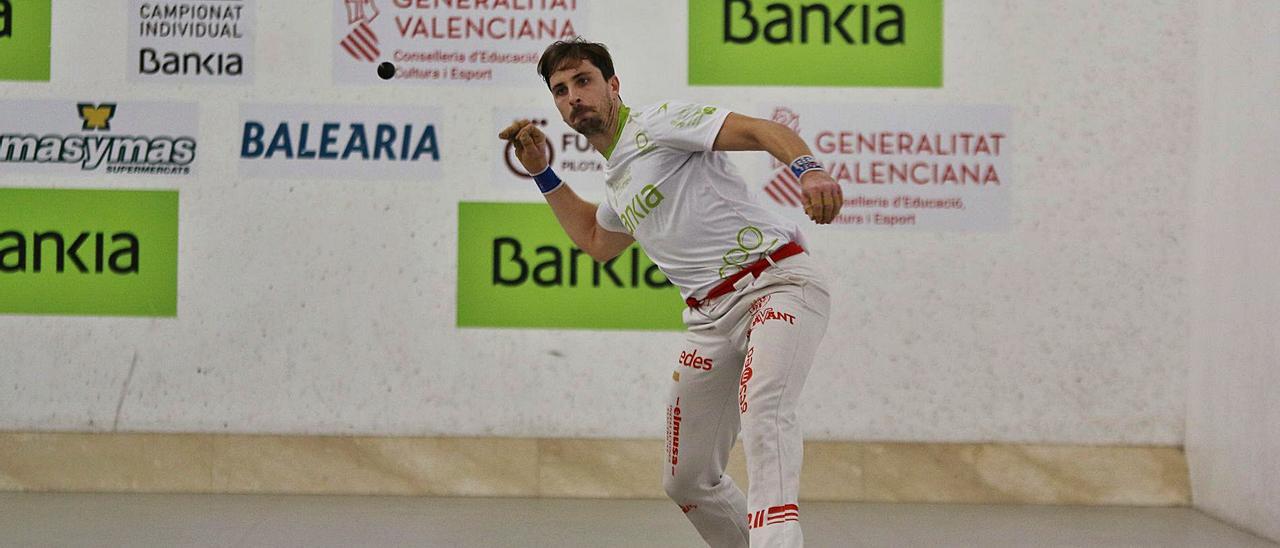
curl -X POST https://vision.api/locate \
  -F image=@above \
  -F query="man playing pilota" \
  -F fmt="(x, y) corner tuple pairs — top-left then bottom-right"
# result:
(500, 38), (842, 548)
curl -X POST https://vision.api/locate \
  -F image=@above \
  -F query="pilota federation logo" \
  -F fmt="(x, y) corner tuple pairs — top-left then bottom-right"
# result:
(762, 107), (805, 209)
(0, 0), (11, 39)
(340, 0), (380, 63)
(78, 103), (117, 131)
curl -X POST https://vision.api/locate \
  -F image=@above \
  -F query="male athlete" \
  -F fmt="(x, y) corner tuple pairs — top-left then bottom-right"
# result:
(499, 39), (842, 548)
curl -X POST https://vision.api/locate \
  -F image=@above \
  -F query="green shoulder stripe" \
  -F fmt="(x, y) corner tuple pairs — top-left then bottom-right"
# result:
(602, 105), (631, 160)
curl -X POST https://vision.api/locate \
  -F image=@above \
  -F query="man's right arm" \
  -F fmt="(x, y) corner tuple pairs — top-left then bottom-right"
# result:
(500, 119), (634, 262)
(542, 184), (634, 263)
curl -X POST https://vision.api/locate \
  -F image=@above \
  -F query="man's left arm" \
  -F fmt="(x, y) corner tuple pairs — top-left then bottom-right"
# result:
(713, 113), (842, 224)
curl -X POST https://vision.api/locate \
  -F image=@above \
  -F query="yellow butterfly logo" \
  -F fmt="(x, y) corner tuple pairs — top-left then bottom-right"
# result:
(78, 103), (118, 131)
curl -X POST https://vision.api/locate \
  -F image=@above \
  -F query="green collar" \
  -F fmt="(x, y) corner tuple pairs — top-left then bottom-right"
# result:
(602, 104), (630, 161)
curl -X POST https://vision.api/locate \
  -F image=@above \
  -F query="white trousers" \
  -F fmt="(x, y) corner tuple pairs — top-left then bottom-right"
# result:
(664, 253), (831, 548)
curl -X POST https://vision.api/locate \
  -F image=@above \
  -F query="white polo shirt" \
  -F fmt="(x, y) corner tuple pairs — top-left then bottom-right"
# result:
(595, 101), (805, 300)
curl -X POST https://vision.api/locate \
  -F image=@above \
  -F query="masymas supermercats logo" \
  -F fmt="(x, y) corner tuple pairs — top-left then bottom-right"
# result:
(0, 100), (199, 175)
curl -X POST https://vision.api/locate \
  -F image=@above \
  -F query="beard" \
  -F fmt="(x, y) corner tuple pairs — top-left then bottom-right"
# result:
(569, 98), (614, 137)
(571, 113), (606, 135)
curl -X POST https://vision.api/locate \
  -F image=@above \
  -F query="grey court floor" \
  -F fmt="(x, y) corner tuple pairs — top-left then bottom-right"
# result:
(0, 493), (1275, 548)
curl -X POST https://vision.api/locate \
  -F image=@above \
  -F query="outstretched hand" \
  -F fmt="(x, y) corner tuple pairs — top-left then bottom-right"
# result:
(498, 119), (550, 175)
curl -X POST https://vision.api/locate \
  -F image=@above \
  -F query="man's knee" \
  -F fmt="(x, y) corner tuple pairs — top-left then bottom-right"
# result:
(663, 464), (723, 501)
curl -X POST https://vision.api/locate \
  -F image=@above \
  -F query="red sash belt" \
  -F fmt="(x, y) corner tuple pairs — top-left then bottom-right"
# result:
(686, 242), (805, 309)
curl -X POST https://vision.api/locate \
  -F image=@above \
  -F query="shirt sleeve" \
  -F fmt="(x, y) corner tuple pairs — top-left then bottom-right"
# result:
(596, 201), (629, 234)
(642, 101), (732, 152)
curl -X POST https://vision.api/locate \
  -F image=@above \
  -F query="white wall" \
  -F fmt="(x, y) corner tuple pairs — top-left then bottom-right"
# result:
(1, 1), (1196, 444)
(1187, 1), (1280, 542)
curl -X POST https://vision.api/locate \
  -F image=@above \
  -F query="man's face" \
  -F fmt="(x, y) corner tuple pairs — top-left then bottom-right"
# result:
(548, 59), (619, 137)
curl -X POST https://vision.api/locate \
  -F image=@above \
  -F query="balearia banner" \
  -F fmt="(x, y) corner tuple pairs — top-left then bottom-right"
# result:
(458, 202), (683, 330)
(0, 188), (179, 317)
(238, 103), (443, 180)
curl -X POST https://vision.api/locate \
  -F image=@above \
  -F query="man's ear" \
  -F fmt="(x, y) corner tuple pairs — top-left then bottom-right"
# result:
(609, 75), (621, 98)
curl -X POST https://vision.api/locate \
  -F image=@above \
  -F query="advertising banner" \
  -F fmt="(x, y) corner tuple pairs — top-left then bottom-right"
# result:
(0, 100), (199, 177)
(754, 103), (1011, 230)
(0, 188), (179, 317)
(238, 103), (443, 181)
(458, 202), (683, 330)
(128, 0), (256, 83)
(0, 0), (51, 81)
(689, 0), (942, 87)
(333, 0), (587, 85)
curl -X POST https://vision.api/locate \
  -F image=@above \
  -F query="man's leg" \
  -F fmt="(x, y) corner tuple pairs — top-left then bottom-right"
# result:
(664, 328), (749, 548)
(738, 280), (830, 548)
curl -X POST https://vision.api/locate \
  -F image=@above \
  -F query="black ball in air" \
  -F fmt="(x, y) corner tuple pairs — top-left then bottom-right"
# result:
(377, 62), (396, 80)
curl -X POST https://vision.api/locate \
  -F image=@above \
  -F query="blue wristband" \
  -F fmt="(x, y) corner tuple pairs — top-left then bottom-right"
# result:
(531, 166), (563, 194)
(789, 155), (824, 179)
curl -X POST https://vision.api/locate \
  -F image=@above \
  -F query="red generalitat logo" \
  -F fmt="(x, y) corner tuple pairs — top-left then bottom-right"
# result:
(763, 106), (805, 208)
(678, 349), (713, 371)
(680, 504), (698, 514)
(341, 0), (380, 63)
(502, 118), (555, 178)
(739, 347), (754, 413)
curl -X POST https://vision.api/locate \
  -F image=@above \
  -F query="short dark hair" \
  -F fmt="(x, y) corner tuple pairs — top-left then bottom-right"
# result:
(537, 38), (615, 88)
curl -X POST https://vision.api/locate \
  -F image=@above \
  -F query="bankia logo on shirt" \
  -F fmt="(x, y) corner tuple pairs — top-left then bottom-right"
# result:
(238, 103), (442, 180)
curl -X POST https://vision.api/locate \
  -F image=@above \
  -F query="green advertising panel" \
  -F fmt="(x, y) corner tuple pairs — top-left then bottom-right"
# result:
(0, 188), (178, 316)
(689, 0), (942, 87)
(458, 202), (683, 330)
(0, 0), (52, 81)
